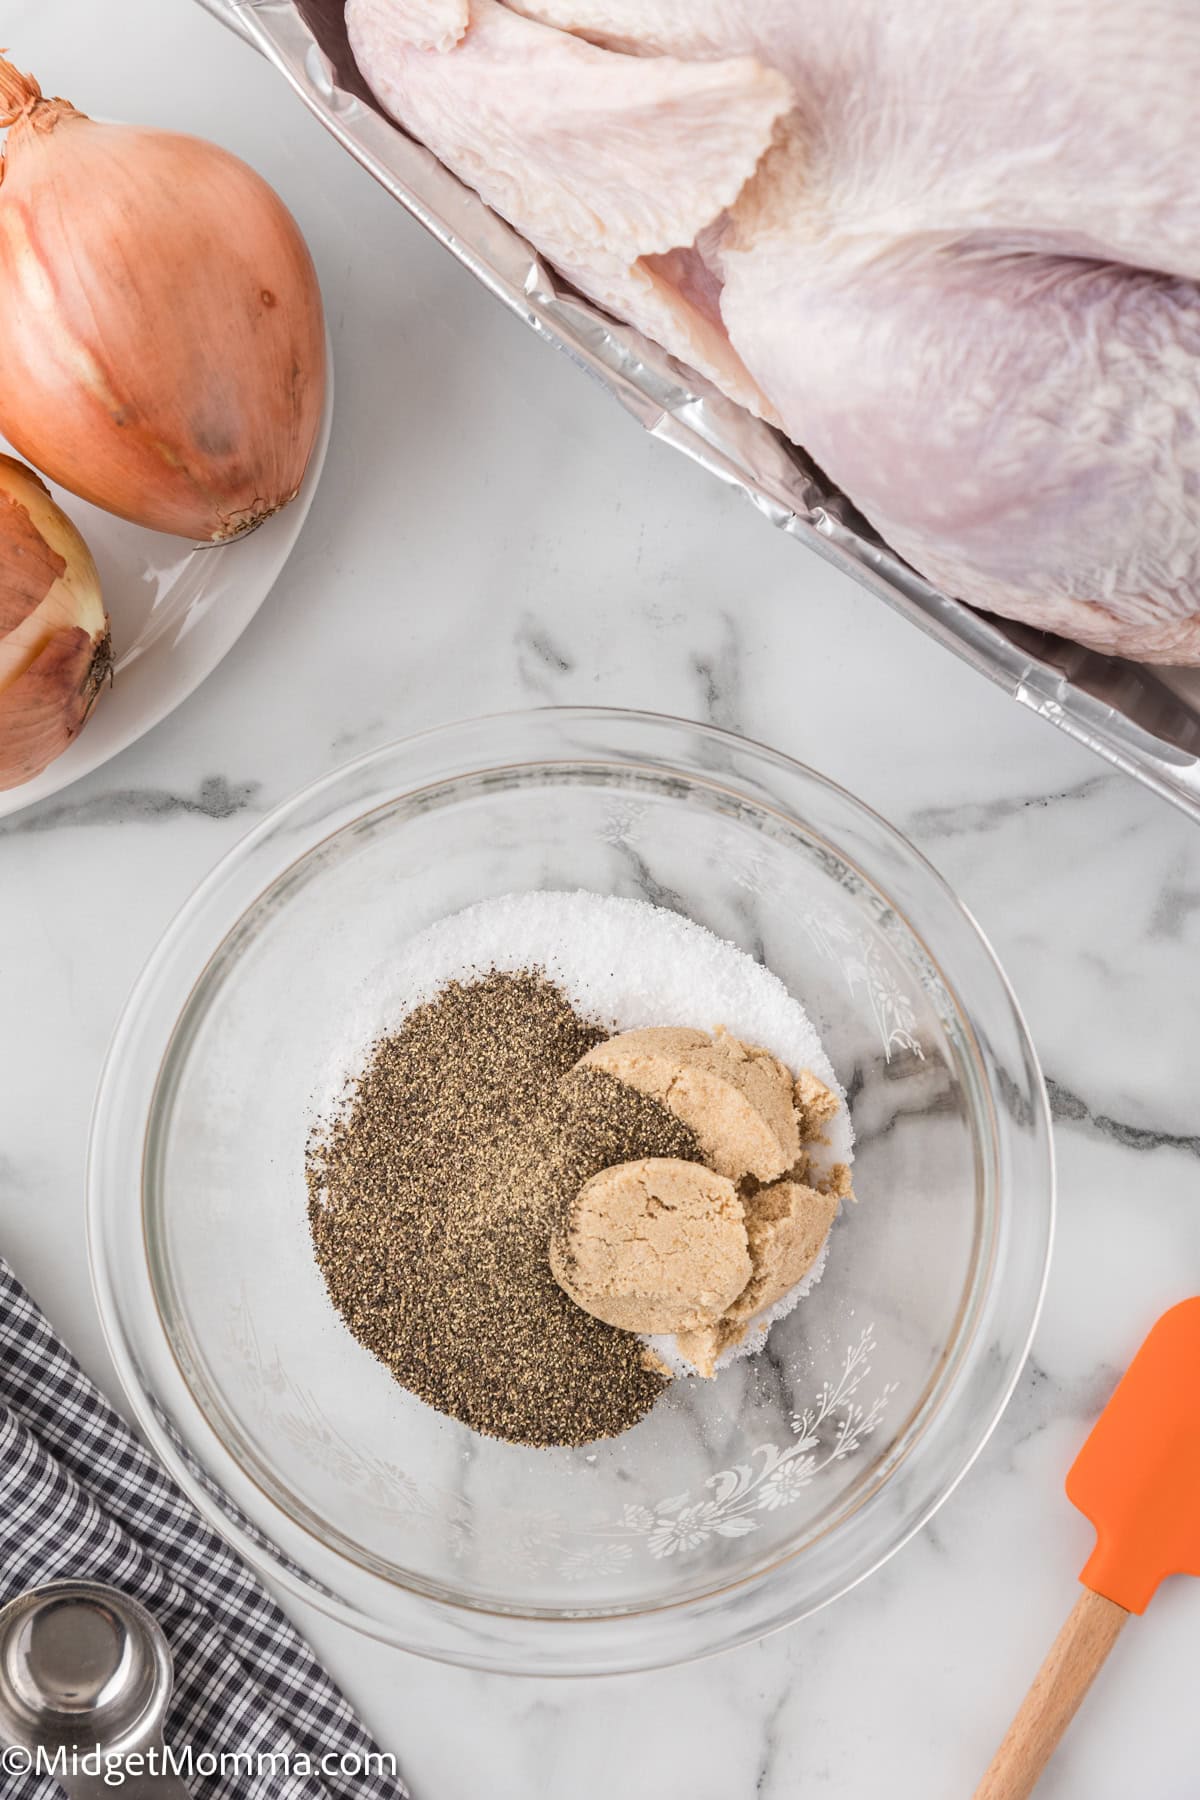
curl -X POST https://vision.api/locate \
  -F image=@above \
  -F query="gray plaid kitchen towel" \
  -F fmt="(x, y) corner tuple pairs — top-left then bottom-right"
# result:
(0, 1257), (408, 1799)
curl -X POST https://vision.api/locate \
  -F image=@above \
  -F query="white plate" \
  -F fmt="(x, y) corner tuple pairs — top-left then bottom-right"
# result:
(0, 359), (333, 819)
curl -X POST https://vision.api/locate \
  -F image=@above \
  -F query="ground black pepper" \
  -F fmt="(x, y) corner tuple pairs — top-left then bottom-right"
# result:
(306, 971), (703, 1447)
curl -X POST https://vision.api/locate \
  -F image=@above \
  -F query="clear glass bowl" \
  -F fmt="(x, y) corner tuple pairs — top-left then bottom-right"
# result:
(88, 708), (1053, 1674)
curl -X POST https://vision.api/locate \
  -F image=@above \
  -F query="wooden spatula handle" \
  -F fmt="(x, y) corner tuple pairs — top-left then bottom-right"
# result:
(972, 1588), (1130, 1800)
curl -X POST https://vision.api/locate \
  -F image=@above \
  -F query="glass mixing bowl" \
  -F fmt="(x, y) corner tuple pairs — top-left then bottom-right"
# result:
(88, 708), (1053, 1674)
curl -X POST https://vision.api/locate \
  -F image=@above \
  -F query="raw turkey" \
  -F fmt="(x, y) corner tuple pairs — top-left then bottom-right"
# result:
(347, 0), (1200, 662)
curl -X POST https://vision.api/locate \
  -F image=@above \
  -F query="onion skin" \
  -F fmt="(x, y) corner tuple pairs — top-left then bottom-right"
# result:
(0, 61), (326, 541)
(0, 453), (112, 790)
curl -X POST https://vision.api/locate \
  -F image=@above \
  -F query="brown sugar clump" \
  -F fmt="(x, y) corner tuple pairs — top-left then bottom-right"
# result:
(550, 1157), (750, 1335)
(580, 1025), (801, 1181)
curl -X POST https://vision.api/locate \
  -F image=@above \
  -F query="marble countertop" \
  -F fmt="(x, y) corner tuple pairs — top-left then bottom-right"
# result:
(3, 3), (1198, 1794)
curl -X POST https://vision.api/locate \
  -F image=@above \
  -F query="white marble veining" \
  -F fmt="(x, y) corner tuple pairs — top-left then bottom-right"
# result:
(2, 2), (1198, 1794)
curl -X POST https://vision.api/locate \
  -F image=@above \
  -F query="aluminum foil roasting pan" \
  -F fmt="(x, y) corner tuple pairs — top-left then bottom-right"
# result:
(200, 0), (1200, 825)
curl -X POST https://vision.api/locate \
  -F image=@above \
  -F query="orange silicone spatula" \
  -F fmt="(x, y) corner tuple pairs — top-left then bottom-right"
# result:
(974, 1297), (1200, 1800)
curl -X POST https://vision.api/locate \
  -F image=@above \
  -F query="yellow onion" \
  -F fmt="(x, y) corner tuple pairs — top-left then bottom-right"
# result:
(0, 58), (326, 541)
(0, 454), (111, 790)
